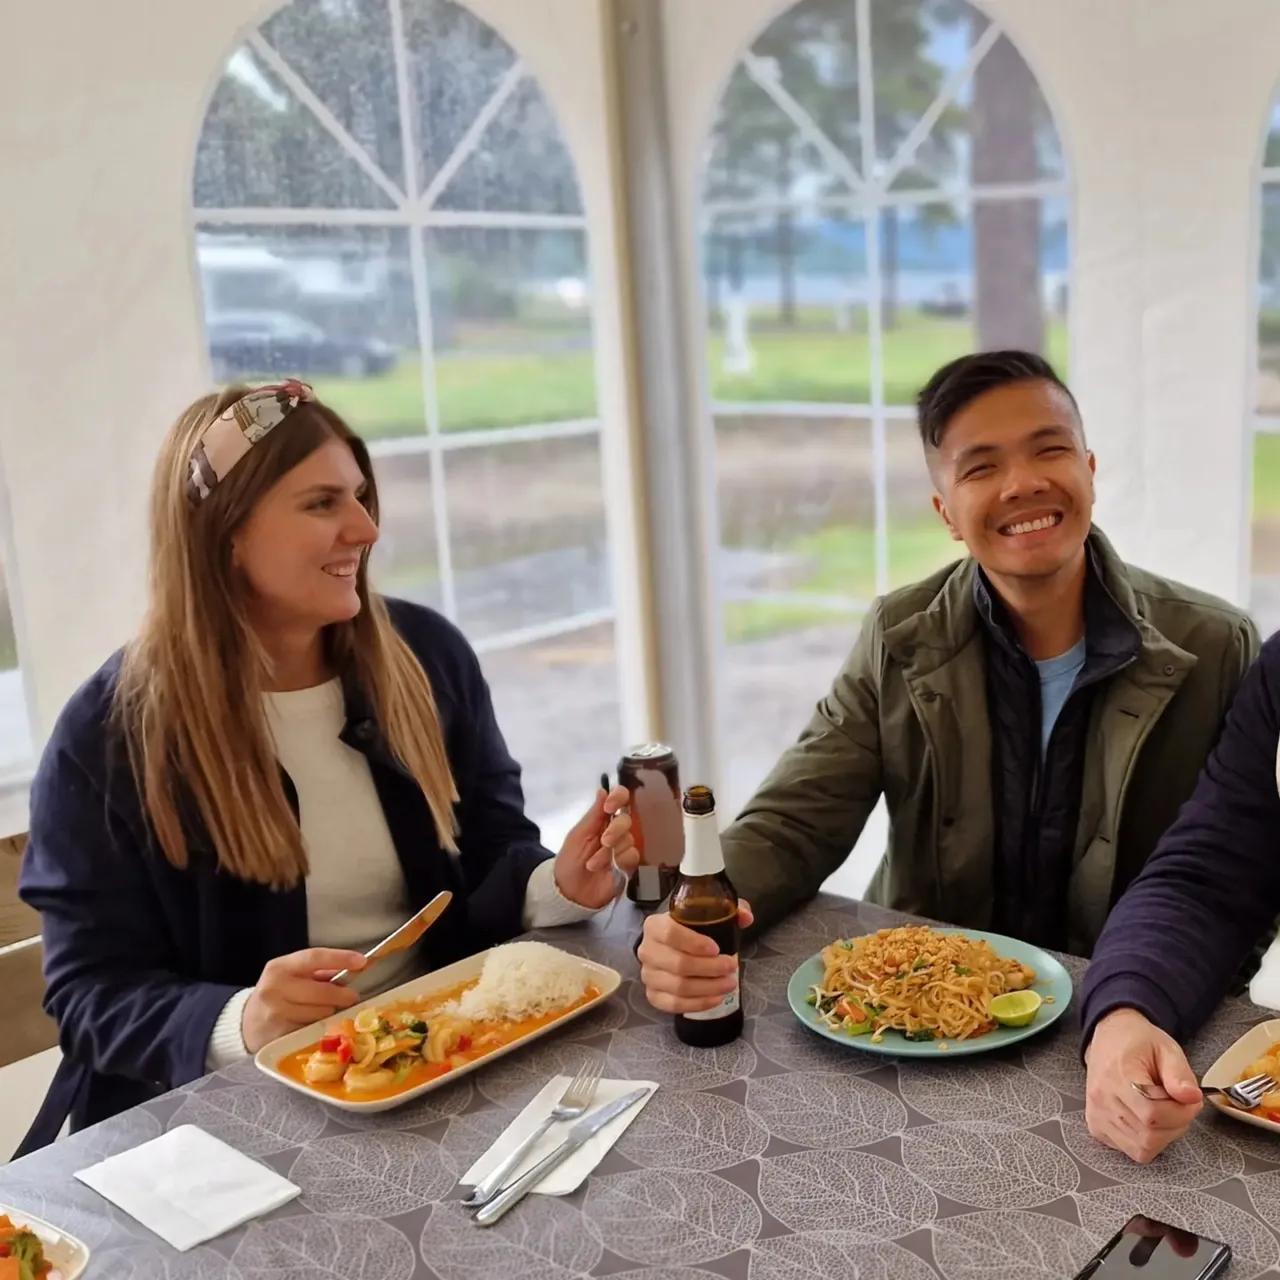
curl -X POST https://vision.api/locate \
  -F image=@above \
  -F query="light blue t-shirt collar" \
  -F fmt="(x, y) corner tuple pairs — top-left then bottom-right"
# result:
(1036, 637), (1087, 756)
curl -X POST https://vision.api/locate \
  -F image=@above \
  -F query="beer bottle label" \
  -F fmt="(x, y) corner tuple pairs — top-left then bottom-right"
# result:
(684, 973), (740, 1021)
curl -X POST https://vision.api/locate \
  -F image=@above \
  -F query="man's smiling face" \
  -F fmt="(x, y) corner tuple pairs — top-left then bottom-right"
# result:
(929, 378), (1096, 582)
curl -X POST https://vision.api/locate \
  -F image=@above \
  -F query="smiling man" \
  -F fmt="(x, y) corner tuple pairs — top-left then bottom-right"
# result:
(638, 350), (1261, 1017)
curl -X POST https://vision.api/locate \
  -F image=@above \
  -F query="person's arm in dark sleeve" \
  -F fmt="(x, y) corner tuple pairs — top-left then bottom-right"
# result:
(19, 743), (238, 1089)
(1081, 637), (1280, 1049)
(1218, 613), (1271, 989)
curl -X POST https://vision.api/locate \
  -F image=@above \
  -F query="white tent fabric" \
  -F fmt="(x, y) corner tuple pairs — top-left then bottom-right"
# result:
(0, 0), (1276, 768)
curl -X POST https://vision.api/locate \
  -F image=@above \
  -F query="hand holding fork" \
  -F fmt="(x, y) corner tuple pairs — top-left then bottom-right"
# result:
(545, 780), (635, 913)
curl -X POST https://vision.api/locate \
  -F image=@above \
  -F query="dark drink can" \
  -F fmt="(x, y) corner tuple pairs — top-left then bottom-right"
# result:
(617, 743), (683, 906)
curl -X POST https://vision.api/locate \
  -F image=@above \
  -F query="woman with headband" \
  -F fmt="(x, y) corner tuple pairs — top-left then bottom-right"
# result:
(14, 381), (636, 1154)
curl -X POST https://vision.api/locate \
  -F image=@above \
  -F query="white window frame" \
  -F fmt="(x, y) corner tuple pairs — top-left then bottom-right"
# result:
(191, 8), (626, 678)
(1254, 158), (1280, 435)
(704, 0), (1071, 599)
(1247, 96), (1280, 606)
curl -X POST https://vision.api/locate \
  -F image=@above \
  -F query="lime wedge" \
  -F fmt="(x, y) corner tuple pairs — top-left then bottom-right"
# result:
(990, 990), (1042, 1027)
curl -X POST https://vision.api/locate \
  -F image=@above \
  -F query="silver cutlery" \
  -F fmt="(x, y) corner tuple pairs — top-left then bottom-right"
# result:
(600, 772), (628, 901)
(474, 1086), (652, 1226)
(461, 1057), (604, 1207)
(329, 890), (452, 985)
(1214, 1072), (1277, 1110)
(1132, 1072), (1276, 1109)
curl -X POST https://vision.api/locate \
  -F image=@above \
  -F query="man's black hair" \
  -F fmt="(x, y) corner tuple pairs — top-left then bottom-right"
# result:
(915, 349), (1079, 450)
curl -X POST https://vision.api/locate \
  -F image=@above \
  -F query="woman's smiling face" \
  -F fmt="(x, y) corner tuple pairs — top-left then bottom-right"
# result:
(232, 438), (378, 634)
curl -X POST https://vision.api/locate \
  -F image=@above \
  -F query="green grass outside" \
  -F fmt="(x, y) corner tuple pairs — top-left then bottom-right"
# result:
(1255, 433), (1280, 519)
(722, 520), (960, 643)
(309, 350), (597, 437)
(712, 316), (1069, 408)
(292, 311), (1070, 439)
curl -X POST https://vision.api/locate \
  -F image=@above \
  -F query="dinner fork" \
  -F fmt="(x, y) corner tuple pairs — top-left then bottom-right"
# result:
(1215, 1072), (1277, 1110)
(600, 773), (629, 895)
(461, 1056), (604, 1207)
(598, 772), (628, 923)
(1132, 1072), (1276, 1109)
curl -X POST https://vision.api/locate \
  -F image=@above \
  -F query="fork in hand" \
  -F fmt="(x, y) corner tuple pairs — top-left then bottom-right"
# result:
(1214, 1072), (1276, 1110)
(1133, 1072), (1276, 1110)
(599, 772), (628, 922)
(460, 1056), (604, 1207)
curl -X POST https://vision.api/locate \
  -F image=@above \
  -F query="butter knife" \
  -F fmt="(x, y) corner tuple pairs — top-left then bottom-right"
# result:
(473, 1086), (651, 1226)
(329, 890), (452, 985)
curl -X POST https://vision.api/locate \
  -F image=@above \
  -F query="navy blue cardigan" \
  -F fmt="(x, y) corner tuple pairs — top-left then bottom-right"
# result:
(1081, 632), (1280, 1048)
(15, 599), (554, 1157)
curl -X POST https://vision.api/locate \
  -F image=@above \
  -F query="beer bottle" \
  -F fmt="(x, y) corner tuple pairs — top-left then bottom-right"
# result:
(670, 784), (743, 1047)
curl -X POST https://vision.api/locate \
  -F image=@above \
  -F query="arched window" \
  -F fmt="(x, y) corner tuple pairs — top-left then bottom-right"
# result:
(1254, 98), (1280, 634)
(192, 0), (618, 833)
(701, 0), (1069, 814)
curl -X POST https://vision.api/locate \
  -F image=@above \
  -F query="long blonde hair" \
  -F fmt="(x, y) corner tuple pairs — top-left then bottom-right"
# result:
(116, 385), (459, 889)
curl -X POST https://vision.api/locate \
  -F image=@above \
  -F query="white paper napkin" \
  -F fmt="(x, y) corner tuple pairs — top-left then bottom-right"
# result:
(75, 1125), (300, 1252)
(462, 1077), (657, 1196)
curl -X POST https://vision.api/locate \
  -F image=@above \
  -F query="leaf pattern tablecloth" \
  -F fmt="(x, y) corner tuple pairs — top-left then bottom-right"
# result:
(5, 893), (1280, 1279)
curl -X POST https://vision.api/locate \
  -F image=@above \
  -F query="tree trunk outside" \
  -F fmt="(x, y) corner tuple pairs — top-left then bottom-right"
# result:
(707, 231), (722, 320)
(971, 27), (1044, 353)
(776, 136), (796, 326)
(881, 206), (899, 330)
(727, 225), (744, 293)
(724, 149), (746, 303)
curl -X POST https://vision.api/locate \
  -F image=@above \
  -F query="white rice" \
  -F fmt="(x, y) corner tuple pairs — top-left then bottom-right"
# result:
(443, 941), (592, 1022)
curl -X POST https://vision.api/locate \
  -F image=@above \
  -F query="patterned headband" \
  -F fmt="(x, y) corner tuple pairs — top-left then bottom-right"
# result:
(186, 380), (315, 506)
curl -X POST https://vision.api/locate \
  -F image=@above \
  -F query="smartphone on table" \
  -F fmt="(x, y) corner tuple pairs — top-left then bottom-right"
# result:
(1071, 1214), (1230, 1279)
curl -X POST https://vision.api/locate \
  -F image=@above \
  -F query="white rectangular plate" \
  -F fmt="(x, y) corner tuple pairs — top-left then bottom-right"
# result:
(255, 945), (621, 1113)
(0, 1202), (91, 1280)
(1201, 1016), (1280, 1134)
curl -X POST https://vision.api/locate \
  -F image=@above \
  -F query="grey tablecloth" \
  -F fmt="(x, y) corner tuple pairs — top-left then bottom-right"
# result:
(5, 894), (1280, 1279)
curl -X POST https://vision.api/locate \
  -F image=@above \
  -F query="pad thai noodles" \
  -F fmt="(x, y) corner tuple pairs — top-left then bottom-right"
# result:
(807, 925), (1036, 1043)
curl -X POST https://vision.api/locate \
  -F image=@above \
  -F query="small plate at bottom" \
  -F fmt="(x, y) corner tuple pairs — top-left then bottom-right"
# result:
(1201, 1016), (1280, 1135)
(0, 1203), (91, 1280)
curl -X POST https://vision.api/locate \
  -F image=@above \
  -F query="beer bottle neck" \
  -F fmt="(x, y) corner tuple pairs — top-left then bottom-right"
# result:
(680, 810), (724, 877)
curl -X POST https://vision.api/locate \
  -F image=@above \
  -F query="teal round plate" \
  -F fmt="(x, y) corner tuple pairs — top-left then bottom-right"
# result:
(786, 926), (1073, 1057)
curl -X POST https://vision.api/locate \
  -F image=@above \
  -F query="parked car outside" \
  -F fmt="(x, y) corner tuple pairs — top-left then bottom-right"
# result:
(207, 310), (397, 379)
